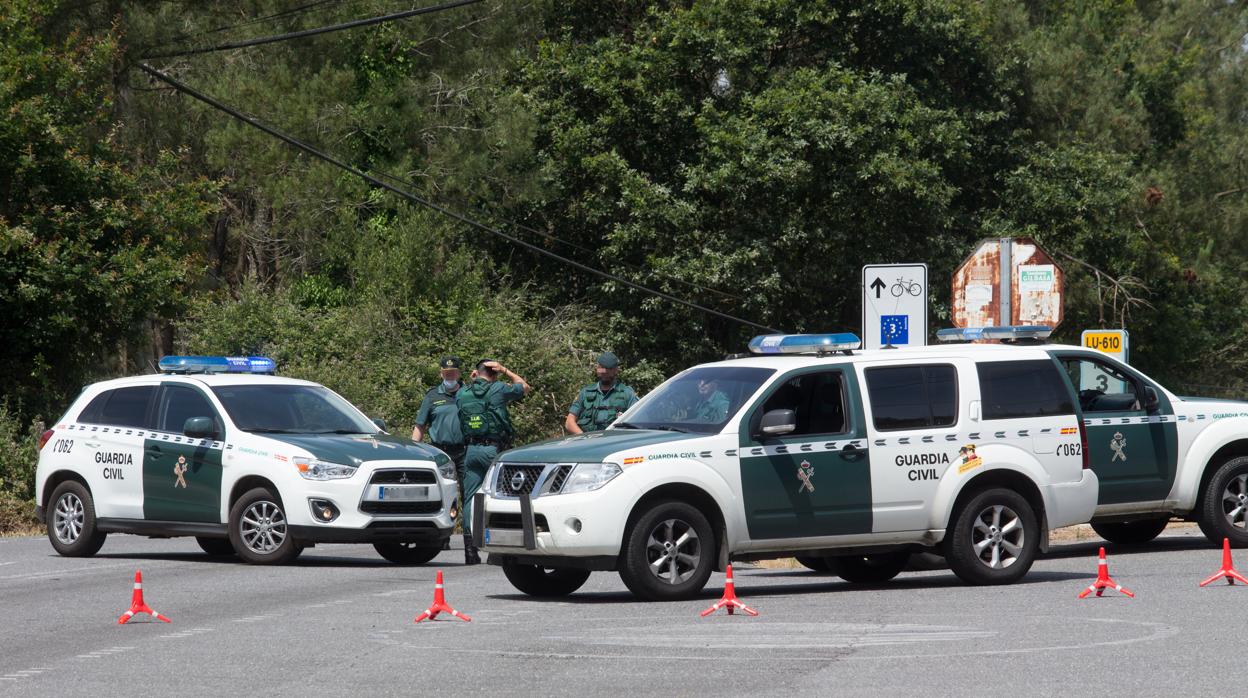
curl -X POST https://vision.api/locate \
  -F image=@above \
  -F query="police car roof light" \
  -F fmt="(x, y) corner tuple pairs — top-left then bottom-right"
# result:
(935, 326), (1053, 343)
(747, 333), (862, 355)
(158, 355), (277, 375)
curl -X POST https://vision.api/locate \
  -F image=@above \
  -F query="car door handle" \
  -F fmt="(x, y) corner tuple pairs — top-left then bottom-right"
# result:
(148, 445), (162, 457)
(841, 444), (866, 461)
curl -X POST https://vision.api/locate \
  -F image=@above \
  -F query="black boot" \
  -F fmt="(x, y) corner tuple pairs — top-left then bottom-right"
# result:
(464, 533), (480, 565)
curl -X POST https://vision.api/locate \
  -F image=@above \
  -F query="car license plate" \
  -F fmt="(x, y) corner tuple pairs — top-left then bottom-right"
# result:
(375, 485), (430, 501)
(484, 528), (524, 547)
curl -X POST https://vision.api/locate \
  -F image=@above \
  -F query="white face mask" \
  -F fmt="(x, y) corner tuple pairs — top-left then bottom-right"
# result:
(442, 379), (459, 391)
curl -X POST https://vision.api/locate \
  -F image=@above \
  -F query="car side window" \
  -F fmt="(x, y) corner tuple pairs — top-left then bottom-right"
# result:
(158, 384), (219, 434)
(85, 386), (155, 428)
(865, 365), (958, 431)
(758, 371), (848, 437)
(1059, 357), (1139, 413)
(977, 360), (1075, 420)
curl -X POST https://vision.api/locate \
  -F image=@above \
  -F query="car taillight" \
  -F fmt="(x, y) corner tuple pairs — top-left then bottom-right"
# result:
(38, 429), (54, 451)
(1079, 422), (1090, 469)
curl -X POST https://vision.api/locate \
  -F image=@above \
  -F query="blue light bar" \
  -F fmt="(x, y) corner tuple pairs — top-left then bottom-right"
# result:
(748, 333), (862, 354)
(936, 326), (1053, 342)
(158, 356), (277, 374)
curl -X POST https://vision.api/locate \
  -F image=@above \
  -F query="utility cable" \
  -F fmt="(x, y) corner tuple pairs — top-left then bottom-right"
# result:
(144, 0), (483, 59)
(137, 63), (780, 333)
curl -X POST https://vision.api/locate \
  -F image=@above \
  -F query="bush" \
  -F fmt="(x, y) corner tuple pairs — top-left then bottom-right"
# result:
(0, 403), (41, 535)
(0, 490), (38, 536)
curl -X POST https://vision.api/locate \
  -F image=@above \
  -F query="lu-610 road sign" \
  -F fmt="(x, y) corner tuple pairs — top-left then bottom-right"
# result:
(862, 264), (928, 350)
(1080, 329), (1129, 392)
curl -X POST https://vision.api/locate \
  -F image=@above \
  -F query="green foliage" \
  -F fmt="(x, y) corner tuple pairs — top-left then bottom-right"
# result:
(0, 403), (40, 501)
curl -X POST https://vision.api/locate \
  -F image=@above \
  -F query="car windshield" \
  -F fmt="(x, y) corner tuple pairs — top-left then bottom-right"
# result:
(617, 366), (775, 434)
(211, 384), (377, 434)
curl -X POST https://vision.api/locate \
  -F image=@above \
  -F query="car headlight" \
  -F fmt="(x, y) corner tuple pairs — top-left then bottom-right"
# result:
(434, 452), (456, 481)
(294, 457), (357, 481)
(559, 462), (622, 494)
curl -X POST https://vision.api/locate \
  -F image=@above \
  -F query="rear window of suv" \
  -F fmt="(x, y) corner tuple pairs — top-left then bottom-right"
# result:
(977, 360), (1075, 420)
(865, 365), (957, 431)
(77, 386), (155, 428)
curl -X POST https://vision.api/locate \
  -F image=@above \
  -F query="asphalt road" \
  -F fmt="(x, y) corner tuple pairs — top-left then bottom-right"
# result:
(0, 527), (1236, 696)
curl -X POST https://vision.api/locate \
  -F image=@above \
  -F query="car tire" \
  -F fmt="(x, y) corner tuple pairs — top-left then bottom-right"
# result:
(502, 563), (592, 597)
(795, 555), (831, 572)
(944, 487), (1039, 585)
(618, 500), (715, 601)
(827, 552), (909, 584)
(196, 536), (237, 557)
(47, 480), (107, 557)
(1199, 456), (1248, 547)
(228, 487), (303, 565)
(1091, 518), (1169, 545)
(373, 542), (442, 565)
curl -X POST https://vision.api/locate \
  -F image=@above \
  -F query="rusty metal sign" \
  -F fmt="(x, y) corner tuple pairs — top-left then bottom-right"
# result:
(951, 237), (1064, 328)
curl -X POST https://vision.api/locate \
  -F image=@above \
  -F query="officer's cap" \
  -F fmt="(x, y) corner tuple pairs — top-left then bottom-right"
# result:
(597, 351), (620, 369)
(439, 356), (462, 370)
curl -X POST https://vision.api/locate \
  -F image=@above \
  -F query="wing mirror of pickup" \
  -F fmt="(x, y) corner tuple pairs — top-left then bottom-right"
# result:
(759, 409), (797, 436)
(183, 416), (219, 440)
(1143, 386), (1160, 412)
(371, 417), (388, 433)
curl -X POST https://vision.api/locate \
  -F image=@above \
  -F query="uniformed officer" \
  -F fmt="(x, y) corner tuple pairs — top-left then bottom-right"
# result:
(412, 356), (466, 535)
(564, 352), (638, 434)
(458, 358), (529, 564)
(692, 376), (730, 423)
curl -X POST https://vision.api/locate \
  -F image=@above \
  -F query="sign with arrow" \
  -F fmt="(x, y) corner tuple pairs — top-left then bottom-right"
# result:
(862, 263), (928, 350)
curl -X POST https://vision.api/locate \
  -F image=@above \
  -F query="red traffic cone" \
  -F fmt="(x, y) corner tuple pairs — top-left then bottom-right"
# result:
(1078, 547), (1134, 598)
(700, 564), (758, 617)
(414, 570), (471, 623)
(117, 571), (172, 624)
(1199, 538), (1248, 587)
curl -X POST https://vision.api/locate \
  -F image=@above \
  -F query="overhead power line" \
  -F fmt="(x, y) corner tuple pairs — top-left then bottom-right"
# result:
(144, 0), (484, 59)
(137, 63), (780, 334)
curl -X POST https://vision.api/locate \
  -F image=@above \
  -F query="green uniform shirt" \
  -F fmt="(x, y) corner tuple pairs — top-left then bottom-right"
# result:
(416, 382), (464, 446)
(693, 390), (730, 423)
(457, 378), (525, 439)
(569, 382), (638, 432)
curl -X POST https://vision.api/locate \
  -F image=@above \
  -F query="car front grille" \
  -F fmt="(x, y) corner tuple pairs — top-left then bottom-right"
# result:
(546, 464), (574, 493)
(360, 501), (442, 515)
(369, 469), (437, 485)
(496, 464), (545, 496)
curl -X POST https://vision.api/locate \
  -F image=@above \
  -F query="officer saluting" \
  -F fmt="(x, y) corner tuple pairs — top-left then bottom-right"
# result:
(412, 356), (466, 527)
(458, 358), (528, 565)
(564, 352), (638, 434)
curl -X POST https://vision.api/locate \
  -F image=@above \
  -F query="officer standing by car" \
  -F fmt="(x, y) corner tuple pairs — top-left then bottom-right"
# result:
(412, 356), (466, 530)
(458, 358), (529, 564)
(564, 352), (638, 434)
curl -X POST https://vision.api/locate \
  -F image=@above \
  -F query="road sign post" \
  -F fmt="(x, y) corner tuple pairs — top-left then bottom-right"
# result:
(862, 264), (928, 350)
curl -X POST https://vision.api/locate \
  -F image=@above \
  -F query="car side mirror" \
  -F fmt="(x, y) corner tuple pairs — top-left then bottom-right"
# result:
(372, 417), (388, 433)
(1144, 386), (1159, 412)
(759, 409), (797, 436)
(183, 416), (218, 440)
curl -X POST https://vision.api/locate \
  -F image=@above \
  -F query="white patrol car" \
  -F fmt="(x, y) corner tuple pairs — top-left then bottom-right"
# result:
(478, 329), (1102, 600)
(34, 356), (458, 565)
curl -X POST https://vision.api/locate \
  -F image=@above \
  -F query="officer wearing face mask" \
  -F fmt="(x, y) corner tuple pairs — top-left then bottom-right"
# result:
(564, 352), (638, 434)
(413, 356), (466, 526)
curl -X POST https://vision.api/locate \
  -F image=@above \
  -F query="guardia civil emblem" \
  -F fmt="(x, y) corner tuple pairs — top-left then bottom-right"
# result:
(1110, 432), (1127, 462)
(796, 460), (815, 493)
(173, 456), (188, 488)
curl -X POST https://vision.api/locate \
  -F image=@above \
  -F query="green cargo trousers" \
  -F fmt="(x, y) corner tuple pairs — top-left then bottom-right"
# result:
(460, 443), (497, 536)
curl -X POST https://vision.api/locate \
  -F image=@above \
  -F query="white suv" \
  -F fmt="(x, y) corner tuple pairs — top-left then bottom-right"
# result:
(478, 330), (1101, 600)
(35, 356), (458, 565)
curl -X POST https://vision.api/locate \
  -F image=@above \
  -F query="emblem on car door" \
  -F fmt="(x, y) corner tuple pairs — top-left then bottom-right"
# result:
(796, 460), (815, 494)
(173, 456), (189, 488)
(1110, 432), (1128, 462)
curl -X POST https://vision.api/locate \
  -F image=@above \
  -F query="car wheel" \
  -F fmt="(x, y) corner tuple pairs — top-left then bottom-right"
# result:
(944, 487), (1039, 585)
(196, 536), (237, 557)
(1199, 456), (1248, 547)
(502, 563), (592, 597)
(373, 542), (442, 565)
(827, 552), (909, 584)
(795, 555), (831, 572)
(618, 500), (714, 601)
(1091, 518), (1169, 545)
(228, 487), (303, 565)
(47, 480), (106, 557)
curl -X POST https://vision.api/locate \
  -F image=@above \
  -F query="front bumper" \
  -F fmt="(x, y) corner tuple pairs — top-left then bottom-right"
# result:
(284, 461), (458, 542)
(477, 478), (639, 558)
(290, 521), (451, 545)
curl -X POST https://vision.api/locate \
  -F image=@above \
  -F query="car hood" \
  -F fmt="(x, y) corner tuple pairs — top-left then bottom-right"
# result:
(499, 429), (705, 463)
(260, 432), (442, 466)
